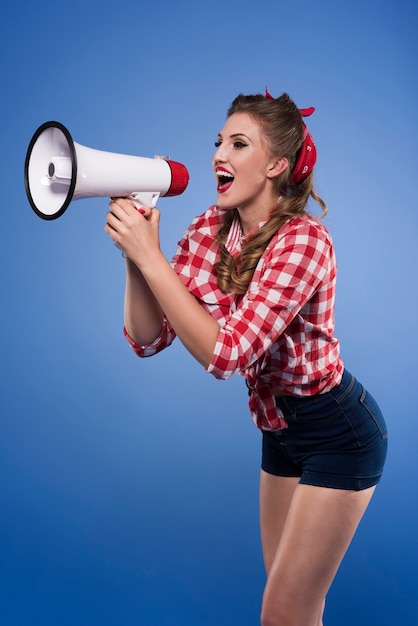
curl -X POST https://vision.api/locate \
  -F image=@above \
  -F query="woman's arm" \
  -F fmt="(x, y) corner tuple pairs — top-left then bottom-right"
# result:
(137, 250), (220, 368)
(105, 198), (220, 368)
(124, 257), (165, 346)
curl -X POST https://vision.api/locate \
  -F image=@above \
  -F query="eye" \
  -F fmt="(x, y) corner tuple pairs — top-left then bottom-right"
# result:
(214, 140), (222, 148)
(233, 141), (247, 149)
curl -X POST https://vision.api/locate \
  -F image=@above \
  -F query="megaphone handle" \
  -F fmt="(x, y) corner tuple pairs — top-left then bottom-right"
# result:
(130, 191), (160, 209)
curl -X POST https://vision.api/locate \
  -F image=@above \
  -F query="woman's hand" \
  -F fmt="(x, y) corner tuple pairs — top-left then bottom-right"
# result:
(104, 197), (162, 268)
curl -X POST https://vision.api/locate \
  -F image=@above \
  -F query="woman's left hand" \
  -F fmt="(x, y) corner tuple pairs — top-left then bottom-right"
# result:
(104, 197), (162, 267)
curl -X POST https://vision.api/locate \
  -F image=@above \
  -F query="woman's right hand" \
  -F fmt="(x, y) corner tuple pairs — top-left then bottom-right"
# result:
(104, 197), (161, 268)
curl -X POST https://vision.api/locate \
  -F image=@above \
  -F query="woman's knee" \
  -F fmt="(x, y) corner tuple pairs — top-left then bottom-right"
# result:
(260, 593), (294, 626)
(260, 595), (325, 626)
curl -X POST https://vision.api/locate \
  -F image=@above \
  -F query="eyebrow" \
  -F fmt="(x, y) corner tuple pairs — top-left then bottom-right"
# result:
(217, 132), (251, 140)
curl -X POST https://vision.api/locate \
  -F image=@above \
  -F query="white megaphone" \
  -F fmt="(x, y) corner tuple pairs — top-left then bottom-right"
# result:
(24, 121), (190, 220)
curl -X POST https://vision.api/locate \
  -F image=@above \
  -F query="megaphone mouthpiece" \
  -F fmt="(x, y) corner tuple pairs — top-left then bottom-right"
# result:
(24, 121), (190, 220)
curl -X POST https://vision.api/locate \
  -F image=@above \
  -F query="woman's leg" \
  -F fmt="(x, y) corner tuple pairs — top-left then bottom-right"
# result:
(259, 478), (375, 626)
(259, 470), (300, 575)
(260, 472), (326, 624)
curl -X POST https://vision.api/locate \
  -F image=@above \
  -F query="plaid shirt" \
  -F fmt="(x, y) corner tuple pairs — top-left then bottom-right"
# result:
(124, 205), (344, 430)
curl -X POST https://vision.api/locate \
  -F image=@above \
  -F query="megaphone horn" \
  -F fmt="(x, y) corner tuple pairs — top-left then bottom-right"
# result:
(24, 121), (190, 220)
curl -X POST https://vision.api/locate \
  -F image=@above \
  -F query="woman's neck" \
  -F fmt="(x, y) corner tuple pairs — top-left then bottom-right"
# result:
(237, 201), (279, 236)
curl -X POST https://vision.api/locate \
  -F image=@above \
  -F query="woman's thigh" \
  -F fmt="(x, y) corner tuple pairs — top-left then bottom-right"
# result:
(261, 482), (375, 626)
(259, 471), (300, 574)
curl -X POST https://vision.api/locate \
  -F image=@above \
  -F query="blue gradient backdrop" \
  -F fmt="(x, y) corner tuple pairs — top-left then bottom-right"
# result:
(1, 1), (417, 624)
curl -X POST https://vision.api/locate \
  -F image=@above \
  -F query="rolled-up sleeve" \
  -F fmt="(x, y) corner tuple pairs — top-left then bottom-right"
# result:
(124, 319), (176, 358)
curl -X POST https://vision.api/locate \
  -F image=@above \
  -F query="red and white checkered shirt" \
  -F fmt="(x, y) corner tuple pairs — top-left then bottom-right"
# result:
(124, 205), (344, 430)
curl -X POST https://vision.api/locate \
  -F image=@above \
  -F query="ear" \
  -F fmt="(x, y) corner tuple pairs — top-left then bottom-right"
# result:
(266, 156), (288, 178)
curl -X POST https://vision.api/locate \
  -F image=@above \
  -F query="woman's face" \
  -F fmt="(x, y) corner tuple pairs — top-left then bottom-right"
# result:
(212, 112), (284, 216)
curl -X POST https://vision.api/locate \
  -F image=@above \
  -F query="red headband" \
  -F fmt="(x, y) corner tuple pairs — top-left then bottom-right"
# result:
(265, 87), (316, 184)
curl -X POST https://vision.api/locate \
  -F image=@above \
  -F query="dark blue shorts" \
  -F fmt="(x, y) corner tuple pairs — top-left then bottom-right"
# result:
(261, 370), (388, 490)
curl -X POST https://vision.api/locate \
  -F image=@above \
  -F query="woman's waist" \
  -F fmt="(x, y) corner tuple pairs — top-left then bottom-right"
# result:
(245, 362), (344, 398)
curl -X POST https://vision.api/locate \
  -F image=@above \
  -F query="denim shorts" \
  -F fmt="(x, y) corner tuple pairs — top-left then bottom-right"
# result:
(261, 369), (388, 490)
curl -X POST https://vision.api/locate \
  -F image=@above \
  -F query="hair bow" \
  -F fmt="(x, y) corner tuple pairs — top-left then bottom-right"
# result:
(265, 87), (317, 183)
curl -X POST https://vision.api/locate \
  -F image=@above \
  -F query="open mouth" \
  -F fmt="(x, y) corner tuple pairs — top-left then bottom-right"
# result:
(216, 168), (234, 192)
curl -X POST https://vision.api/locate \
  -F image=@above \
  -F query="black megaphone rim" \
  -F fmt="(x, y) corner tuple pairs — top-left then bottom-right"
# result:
(24, 121), (78, 220)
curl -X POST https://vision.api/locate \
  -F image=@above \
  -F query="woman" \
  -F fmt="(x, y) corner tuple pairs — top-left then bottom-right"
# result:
(104, 89), (388, 626)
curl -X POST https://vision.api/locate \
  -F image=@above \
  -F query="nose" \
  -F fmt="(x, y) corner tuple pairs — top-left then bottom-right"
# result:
(213, 143), (227, 165)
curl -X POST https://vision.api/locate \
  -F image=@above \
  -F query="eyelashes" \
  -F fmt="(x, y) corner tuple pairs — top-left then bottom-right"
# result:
(214, 140), (248, 149)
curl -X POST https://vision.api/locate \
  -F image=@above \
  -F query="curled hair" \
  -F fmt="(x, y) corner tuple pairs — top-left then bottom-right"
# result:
(214, 92), (327, 294)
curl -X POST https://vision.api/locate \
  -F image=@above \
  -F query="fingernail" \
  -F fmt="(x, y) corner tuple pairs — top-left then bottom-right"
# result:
(138, 208), (145, 215)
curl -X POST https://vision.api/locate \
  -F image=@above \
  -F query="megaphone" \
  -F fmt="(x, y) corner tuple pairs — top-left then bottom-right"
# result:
(24, 121), (190, 220)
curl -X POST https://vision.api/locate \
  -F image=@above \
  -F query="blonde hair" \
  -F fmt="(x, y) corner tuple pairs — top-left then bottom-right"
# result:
(214, 93), (327, 294)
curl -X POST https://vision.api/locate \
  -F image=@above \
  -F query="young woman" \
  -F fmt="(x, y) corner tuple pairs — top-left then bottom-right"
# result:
(104, 90), (388, 626)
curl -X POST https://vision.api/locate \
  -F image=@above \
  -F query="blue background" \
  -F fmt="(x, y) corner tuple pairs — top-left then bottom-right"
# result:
(1, 1), (417, 624)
